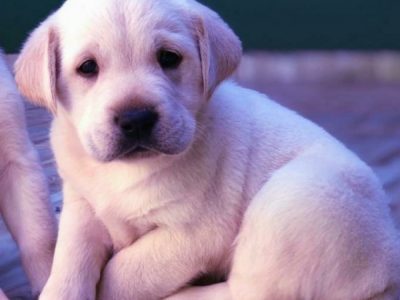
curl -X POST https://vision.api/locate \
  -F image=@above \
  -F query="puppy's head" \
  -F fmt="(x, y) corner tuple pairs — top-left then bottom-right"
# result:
(15, 0), (242, 162)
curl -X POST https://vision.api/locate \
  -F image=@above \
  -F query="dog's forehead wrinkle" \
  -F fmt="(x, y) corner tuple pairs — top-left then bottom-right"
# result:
(59, 0), (194, 68)
(154, 31), (196, 53)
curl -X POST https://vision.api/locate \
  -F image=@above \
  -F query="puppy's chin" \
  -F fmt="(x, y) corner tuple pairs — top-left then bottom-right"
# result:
(85, 140), (156, 162)
(85, 135), (193, 163)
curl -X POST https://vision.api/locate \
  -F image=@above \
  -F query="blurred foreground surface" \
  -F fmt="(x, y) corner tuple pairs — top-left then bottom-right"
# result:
(1, 52), (400, 299)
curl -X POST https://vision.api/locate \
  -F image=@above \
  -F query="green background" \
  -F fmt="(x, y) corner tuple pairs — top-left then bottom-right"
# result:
(1, 0), (400, 53)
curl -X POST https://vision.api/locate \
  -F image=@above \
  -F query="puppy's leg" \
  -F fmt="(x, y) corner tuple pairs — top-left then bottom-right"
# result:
(98, 227), (211, 300)
(0, 146), (56, 296)
(228, 155), (400, 300)
(39, 184), (112, 300)
(164, 283), (231, 300)
(165, 282), (400, 300)
(0, 64), (56, 295)
(369, 287), (400, 300)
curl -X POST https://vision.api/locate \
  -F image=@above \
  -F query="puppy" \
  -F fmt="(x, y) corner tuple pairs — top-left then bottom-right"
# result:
(15, 0), (400, 299)
(0, 50), (56, 298)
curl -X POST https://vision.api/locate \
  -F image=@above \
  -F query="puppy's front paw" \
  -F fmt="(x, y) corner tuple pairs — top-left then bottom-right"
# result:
(39, 282), (95, 300)
(39, 287), (61, 300)
(19, 234), (56, 296)
(23, 253), (53, 297)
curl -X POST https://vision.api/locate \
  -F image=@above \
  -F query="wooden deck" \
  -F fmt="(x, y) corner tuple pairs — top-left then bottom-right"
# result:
(1, 53), (400, 299)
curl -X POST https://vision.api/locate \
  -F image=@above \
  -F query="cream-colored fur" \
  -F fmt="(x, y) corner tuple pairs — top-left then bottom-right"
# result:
(0, 289), (7, 300)
(0, 50), (56, 298)
(15, 0), (400, 299)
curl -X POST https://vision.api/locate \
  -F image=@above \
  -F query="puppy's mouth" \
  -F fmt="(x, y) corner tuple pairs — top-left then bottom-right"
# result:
(115, 143), (158, 160)
(87, 133), (161, 162)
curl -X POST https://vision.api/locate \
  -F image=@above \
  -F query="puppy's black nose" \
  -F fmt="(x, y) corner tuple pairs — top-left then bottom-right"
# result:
(114, 108), (158, 139)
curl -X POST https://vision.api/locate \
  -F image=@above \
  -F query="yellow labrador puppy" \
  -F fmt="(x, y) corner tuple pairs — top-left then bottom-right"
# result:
(0, 50), (56, 298)
(15, 0), (400, 299)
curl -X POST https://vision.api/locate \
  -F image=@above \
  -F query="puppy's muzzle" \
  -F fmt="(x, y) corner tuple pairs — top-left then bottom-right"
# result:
(114, 108), (159, 155)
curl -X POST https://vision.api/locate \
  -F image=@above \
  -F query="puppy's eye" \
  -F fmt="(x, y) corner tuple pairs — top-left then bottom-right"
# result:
(157, 50), (182, 70)
(77, 59), (99, 77)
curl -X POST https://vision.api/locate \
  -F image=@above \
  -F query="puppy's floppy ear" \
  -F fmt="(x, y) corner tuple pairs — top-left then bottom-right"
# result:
(15, 17), (59, 114)
(189, 1), (242, 97)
